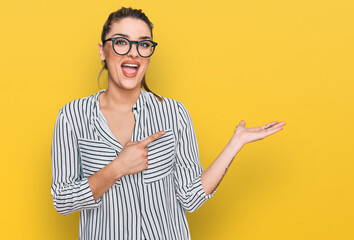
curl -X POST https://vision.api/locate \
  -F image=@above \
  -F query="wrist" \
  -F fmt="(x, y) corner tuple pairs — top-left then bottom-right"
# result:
(111, 156), (126, 181)
(229, 134), (245, 154)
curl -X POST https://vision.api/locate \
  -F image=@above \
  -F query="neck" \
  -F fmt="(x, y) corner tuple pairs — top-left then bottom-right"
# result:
(100, 82), (141, 110)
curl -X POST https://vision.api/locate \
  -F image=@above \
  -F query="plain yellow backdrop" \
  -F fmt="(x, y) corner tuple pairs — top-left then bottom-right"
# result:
(1, 0), (353, 239)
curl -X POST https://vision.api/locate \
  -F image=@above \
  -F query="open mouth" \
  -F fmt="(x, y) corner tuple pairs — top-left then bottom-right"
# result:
(121, 62), (140, 77)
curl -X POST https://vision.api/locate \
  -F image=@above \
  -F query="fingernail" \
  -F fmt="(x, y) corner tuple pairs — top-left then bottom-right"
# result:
(161, 131), (166, 135)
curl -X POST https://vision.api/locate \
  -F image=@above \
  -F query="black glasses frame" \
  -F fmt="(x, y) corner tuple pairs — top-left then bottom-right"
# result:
(103, 36), (158, 58)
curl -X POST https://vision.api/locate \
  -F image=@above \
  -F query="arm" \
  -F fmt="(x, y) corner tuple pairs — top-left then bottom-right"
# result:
(51, 109), (103, 216)
(173, 101), (216, 212)
(201, 120), (286, 195)
(201, 135), (243, 195)
(87, 160), (123, 201)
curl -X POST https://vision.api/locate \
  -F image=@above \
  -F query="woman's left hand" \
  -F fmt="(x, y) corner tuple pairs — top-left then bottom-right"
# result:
(234, 120), (286, 145)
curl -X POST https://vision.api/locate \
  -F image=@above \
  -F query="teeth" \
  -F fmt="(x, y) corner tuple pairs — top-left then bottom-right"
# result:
(122, 64), (139, 68)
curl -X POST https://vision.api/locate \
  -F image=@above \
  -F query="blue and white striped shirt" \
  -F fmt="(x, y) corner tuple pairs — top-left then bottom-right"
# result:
(51, 87), (216, 239)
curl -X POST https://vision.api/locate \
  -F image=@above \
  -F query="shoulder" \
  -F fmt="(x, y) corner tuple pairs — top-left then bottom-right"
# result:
(144, 90), (192, 126)
(144, 90), (188, 111)
(60, 93), (94, 114)
(57, 92), (97, 125)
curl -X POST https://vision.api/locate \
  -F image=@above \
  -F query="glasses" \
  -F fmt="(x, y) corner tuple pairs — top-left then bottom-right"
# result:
(103, 37), (158, 58)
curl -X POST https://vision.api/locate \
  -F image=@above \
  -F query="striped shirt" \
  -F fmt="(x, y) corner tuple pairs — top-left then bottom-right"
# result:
(51, 87), (216, 240)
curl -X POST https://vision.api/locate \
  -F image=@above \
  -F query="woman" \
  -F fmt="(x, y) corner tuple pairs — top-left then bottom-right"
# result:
(51, 7), (286, 240)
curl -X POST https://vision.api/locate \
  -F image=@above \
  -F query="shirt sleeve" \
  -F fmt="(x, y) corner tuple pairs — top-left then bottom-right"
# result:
(50, 108), (102, 216)
(173, 101), (216, 213)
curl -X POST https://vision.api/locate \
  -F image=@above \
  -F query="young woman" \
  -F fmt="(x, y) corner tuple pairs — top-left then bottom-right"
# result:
(51, 7), (286, 240)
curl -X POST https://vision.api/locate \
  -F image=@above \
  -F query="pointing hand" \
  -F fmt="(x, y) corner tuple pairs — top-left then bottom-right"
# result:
(115, 130), (166, 176)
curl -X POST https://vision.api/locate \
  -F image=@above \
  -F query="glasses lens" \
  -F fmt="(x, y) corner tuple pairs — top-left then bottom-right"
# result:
(113, 38), (130, 55)
(138, 41), (155, 57)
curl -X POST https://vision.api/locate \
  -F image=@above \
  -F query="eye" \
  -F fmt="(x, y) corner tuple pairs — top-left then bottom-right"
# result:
(114, 38), (128, 46)
(140, 41), (152, 48)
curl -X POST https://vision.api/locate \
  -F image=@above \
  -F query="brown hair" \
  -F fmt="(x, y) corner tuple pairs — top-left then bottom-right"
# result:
(98, 7), (163, 102)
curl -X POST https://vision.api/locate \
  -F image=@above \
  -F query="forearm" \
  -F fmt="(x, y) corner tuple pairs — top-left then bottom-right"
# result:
(88, 158), (124, 201)
(201, 135), (244, 195)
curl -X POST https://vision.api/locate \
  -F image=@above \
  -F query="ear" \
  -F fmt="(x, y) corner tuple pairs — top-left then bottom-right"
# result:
(98, 43), (106, 61)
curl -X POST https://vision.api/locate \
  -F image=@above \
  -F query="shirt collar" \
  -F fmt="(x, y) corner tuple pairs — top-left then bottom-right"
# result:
(92, 87), (147, 120)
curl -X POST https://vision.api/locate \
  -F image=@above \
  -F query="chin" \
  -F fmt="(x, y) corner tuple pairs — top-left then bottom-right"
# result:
(120, 77), (143, 89)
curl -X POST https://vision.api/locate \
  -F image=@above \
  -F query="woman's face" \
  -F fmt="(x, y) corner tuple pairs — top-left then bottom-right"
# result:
(99, 17), (152, 90)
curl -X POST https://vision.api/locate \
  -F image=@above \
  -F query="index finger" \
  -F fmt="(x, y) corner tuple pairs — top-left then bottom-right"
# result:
(140, 130), (166, 147)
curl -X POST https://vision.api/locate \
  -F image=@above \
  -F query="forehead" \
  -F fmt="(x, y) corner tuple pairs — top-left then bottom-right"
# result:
(107, 17), (151, 39)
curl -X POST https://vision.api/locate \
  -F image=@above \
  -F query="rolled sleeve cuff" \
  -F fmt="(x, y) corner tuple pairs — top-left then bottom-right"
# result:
(82, 178), (102, 207)
(194, 173), (217, 200)
(53, 178), (102, 216)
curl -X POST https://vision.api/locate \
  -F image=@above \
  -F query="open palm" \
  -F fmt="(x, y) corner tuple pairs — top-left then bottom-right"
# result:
(234, 120), (286, 145)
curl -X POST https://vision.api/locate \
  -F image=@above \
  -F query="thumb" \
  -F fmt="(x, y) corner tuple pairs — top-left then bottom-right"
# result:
(237, 120), (246, 127)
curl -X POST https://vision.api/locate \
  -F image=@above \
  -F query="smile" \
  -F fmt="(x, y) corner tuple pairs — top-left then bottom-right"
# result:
(121, 61), (140, 78)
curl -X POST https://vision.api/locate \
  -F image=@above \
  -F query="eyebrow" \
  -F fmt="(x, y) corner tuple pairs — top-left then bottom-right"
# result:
(111, 33), (151, 40)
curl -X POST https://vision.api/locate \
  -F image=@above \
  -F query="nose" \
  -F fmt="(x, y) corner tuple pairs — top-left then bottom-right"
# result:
(127, 43), (139, 58)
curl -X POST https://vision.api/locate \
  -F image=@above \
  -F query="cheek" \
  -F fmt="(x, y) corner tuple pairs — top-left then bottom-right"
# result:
(141, 59), (150, 72)
(106, 54), (123, 69)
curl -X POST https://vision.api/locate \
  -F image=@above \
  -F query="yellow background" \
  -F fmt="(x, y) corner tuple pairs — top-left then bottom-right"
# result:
(1, 0), (353, 239)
